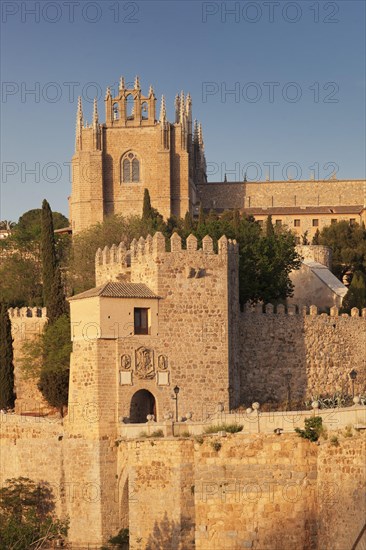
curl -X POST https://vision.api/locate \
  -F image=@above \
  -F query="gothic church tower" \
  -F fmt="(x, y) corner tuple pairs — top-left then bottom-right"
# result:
(69, 76), (206, 233)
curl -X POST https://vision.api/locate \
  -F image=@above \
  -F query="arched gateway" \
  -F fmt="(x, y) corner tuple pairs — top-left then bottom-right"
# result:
(129, 389), (156, 423)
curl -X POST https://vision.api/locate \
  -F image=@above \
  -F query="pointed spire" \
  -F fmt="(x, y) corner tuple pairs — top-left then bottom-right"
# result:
(148, 84), (155, 97)
(174, 93), (180, 123)
(193, 119), (199, 143)
(185, 92), (192, 113)
(119, 76), (125, 92)
(93, 98), (99, 125)
(179, 90), (185, 122)
(75, 96), (83, 151)
(76, 96), (83, 127)
(105, 86), (111, 100)
(198, 122), (204, 147)
(159, 95), (166, 123)
(134, 75), (140, 90)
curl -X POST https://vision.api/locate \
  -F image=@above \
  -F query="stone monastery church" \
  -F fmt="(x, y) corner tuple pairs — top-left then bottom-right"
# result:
(69, 75), (366, 237)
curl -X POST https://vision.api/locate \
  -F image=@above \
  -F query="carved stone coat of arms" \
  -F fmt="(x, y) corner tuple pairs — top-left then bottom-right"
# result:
(135, 347), (155, 379)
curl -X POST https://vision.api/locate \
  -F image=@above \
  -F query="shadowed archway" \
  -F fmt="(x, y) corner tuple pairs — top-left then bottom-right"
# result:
(129, 389), (156, 423)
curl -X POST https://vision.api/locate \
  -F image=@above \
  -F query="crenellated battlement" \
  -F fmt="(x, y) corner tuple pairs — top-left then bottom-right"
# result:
(128, 232), (239, 259)
(8, 307), (47, 319)
(243, 302), (366, 318)
(95, 232), (239, 286)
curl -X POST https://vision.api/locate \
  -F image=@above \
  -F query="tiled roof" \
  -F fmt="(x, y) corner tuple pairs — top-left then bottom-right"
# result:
(69, 282), (158, 301)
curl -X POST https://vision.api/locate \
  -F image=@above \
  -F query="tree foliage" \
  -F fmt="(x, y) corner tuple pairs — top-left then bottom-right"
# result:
(21, 315), (71, 415)
(0, 303), (15, 409)
(0, 207), (69, 308)
(40, 200), (67, 323)
(41, 200), (57, 309)
(342, 271), (366, 312)
(0, 477), (68, 549)
(69, 209), (300, 305)
(11, 208), (68, 248)
(319, 221), (366, 279)
(0, 252), (43, 307)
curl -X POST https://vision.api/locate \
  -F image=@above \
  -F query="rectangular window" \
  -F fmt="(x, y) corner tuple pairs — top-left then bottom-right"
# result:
(312, 219), (319, 227)
(275, 220), (282, 226)
(331, 219), (337, 225)
(134, 308), (150, 335)
(294, 219), (300, 227)
(350, 218), (356, 226)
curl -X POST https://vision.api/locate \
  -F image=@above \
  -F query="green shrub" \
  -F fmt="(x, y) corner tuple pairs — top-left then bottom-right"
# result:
(194, 436), (204, 445)
(139, 429), (164, 439)
(204, 423), (243, 434)
(210, 440), (222, 451)
(150, 429), (164, 438)
(330, 435), (339, 447)
(344, 425), (353, 438)
(109, 527), (129, 545)
(295, 416), (323, 442)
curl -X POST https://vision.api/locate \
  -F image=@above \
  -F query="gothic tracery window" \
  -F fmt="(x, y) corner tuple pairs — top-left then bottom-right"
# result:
(121, 152), (140, 183)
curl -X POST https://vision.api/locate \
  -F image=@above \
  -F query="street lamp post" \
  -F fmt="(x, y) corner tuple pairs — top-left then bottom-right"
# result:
(349, 369), (357, 398)
(173, 386), (180, 421)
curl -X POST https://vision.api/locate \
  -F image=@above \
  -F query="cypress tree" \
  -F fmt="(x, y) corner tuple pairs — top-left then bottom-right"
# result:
(183, 211), (194, 233)
(342, 271), (366, 312)
(0, 303), (15, 410)
(47, 266), (67, 324)
(198, 205), (205, 227)
(142, 189), (153, 220)
(265, 215), (275, 237)
(312, 229), (320, 245)
(233, 209), (240, 236)
(40, 200), (66, 324)
(41, 200), (57, 309)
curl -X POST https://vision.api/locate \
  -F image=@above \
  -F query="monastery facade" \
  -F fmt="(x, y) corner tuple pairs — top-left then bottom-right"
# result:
(69, 76), (366, 240)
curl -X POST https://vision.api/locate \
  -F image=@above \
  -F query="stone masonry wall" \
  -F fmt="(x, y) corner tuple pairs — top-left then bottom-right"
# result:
(198, 180), (366, 211)
(240, 306), (366, 406)
(125, 432), (366, 550)
(1, 416), (365, 548)
(9, 307), (49, 414)
(244, 179), (365, 208)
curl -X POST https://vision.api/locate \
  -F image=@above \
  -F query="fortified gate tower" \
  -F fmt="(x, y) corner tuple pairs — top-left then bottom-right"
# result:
(69, 76), (207, 234)
(68, 232), (240, 436)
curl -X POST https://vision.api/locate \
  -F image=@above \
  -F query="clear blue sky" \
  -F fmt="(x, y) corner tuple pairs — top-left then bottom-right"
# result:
(1, 0), (365, 222)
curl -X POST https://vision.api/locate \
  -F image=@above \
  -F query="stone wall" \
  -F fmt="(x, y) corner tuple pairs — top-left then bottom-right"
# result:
(1, 414), (365, 548)
(239, 306), (366, 406)
(197, 181), (245, 210)
(243, 179), (365, 208)
(296, 245), (332, 269)
(197, 179), (366, 211)
(124, 432), (366, 550)
(8, 307), (49, 414)
(0, 414), (119, 547)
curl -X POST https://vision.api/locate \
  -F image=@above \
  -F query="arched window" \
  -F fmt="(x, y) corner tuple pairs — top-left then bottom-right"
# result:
(113, 102), (119, 120)
(126, 94), (134, 120)
(121, 152), (140, 183)
(141, 101), (148, 120)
